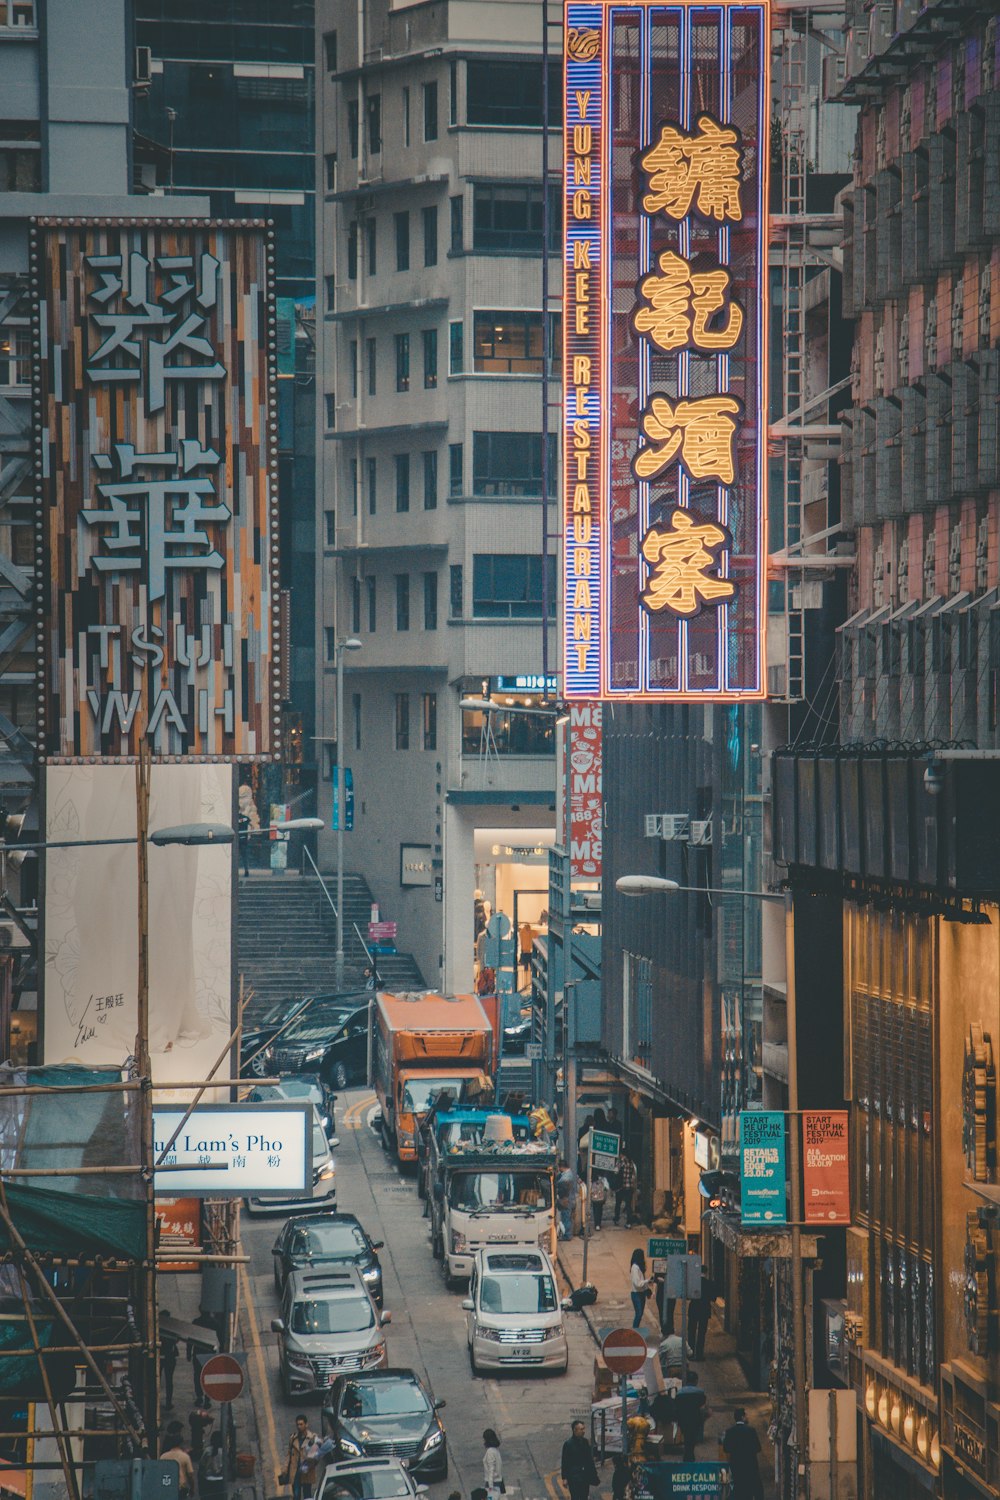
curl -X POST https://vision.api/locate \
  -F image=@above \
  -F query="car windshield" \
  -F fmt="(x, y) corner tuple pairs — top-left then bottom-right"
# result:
(341, 1380), (429, 1418)
(281, 1079), (324, 1106)
(290, 1294), (374, 1335)
(479, 1272), (558, 1315)
(401, 1078), (461, 1113)
(325, 1473), (412, 1500)
(287, 1223), (365, 1259)
(449, 1170), (552, 1211)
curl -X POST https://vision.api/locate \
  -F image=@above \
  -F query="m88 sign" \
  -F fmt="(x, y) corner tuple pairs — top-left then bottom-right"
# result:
(563, 0), (769, 702)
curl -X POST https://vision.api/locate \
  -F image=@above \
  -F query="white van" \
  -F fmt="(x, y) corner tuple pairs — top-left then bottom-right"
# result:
(245, 1102), (336, 1214)
(462, 1248), (569, 1373)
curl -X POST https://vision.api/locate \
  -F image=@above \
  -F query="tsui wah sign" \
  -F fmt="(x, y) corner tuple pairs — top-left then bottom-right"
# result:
(563, 0), (769, 701)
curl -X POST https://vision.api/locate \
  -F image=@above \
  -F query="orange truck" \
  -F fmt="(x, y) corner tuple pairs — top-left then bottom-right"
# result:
(373, 992), (494, 1163)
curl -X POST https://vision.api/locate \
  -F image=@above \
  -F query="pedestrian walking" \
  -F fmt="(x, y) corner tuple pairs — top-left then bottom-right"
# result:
(189, 1402), (214, 1462)
(723, 1408), (764, 1500)
(483, 1428), (504, 1500)
(560, 1419), (599, 1500)
(658, 1330), (693, 1379)
(280, 1414), (319, 1500)
(615, 1152), (637, 1227)
(688, 1272), (713, 1359)
(610, 1453), (629, 1500)
(198, 1431), (226, 1497)
(671, 1372), (708, 1461)
(556, 1163), (578, 1240)
(160, 1332), (178, 1410)
(589, 1172), (609, 1230)
(629, 1247), (651, 1329)
(238, 811), (251, 878)
(162, 1432), (194, 1498)
(653, 1272), (676, 1336)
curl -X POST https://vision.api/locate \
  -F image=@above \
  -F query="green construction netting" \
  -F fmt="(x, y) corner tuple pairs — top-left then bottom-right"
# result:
(0, 1182), (146, 1261)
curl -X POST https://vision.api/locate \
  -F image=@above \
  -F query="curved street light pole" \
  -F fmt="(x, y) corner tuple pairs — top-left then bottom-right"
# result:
(335, 638), (363, 988)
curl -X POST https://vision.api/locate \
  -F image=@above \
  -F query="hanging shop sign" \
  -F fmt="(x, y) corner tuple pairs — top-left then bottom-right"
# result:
(569, 700), (602, 878)
(739, 1110), (786, 1225)
(152, 1102), (310, 1197)
(34, 219), (278, 761)
(563, 0), (769, 701)
(802, 1110), (850, 1224)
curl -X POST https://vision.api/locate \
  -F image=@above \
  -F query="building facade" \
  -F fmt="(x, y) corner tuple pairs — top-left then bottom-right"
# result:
(315, 0), (560, 989)
(134, 0), (319, 810)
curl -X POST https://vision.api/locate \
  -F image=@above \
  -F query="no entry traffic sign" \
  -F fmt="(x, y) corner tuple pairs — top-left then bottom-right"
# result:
(199, 1352), (245, 1404)
(601, 1327), (649, 1376)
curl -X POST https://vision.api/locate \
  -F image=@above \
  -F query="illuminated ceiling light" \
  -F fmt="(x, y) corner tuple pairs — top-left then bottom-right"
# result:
(878, 1391), (890, 1428)
(916, 1417), (930, 1459)
(865, 1383), (877, 1419)
(903, 1409), (915, 1447)
(890, 1399), (902, 1435)
(930, 1432), (940, 1471)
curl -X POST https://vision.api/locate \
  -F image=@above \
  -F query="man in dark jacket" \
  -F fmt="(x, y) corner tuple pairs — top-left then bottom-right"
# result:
(671, 1371), (708, 1460)
(561, 1420), (599, 1500)
(722, 1408), (764, 1500)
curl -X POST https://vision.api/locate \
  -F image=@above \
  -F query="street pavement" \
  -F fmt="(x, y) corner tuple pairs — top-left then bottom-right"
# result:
(236, 1088), (597, 1500)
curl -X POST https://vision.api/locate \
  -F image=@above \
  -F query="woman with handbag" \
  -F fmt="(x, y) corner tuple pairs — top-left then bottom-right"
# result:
(483, 1428), (504, 1500)
(629, 1247), (651, 1329)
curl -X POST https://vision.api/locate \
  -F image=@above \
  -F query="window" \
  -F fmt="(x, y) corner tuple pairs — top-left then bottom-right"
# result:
(366, 576), (377, 632)
(366, 94), (381, 155)
(402, 86), (410, 147)
(349, 339), (358, 398)
(367, 456), (377, 515)
(423, 81), (438, 141)
(324, 626), (336, 661)
(472, 431), (556, 497)
(395, 694), (410, 750)
(450, 564), (464, 618)
(473, 310), (560, 375)
(422, 449), (438, 510)
(424, 572), (438, 630)
(450, 194), (463, 253)
(466, 59), (561, 127)
(324, 153), (337, 190)
(323, 31), (338, 71)
(347, 224), (358, 280)
(325, 275), (336, 312)
(423, 205), (438, 267)
(625, 952), (653, 1055)
(396, 573), (410, 631)
(395, 452), (410, 512)
(352, 692), (362, 750)
(351, 577), (361, 633)
(423, 692), (438, 749)
(449, 320), (464, 374)
(472, 553), (556, 617)
(325, 393), (337, 428)
(324, 509), (336, 546)
(347, 100), (359, 158)
(366, 219), (377, 276)
(449, 59), (458, 125)
(473, 184), (562, 252)
(366, 337), (377, 396)
(461, 704), (555, 756)
(394, 211), (410, 272)
(395, 333), (410, 392)
(449, 442), (463, 496)
(350, 458), (358, 516)
(423, 328), (438, 388)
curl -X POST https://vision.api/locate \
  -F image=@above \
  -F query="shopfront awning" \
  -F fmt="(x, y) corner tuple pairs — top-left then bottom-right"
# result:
(707, 1208), (820, 1259)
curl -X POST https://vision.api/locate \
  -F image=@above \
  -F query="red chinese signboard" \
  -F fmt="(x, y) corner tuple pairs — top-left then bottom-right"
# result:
(569, 701), (602, 879)
(155, 1196), (201, 1271)
(802, 1111), (850, 1224)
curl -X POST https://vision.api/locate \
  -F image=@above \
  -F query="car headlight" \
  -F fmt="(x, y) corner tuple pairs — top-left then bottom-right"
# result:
(541, 1325), (561, 1340)
(451, 1231), (467, 1254)
(318, 1164), (336, 1181)
(287, 1353), (312, 1371)
(422, 1430), (444, 1450)
(361, 1266), (379, 1281)
(338, 1437), (362, 1456)
(538, 1230), (551, 1247)
(366, 1342), (386, 1365)
(479, 1327), (503, 1342)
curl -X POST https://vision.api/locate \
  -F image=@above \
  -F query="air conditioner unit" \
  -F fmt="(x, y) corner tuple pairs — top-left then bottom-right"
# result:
(134, 46), (152, 87)
(869, 5), (896, 56)
(661, 814), (690, 841)
(822, 53), (847, 102)
(644, 814), (662, 838)
(689, 819), (712, 847)
(845, 27), (871, 77)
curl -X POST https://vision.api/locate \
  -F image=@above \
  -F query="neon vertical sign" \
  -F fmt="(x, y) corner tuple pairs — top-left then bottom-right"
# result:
(563, 1), (769, 702)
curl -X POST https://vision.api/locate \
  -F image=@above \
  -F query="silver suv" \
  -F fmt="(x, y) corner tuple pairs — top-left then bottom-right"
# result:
(272, 1268), (390, 1399)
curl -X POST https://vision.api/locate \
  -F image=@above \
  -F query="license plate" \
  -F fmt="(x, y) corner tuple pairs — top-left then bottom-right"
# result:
(509, 1347), (533, 1357)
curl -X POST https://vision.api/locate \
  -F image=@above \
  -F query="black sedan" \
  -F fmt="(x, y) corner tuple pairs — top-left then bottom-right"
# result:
(268, 994), (369, 1076)
(241, 992), (367, 1078)
(322, 1370), (447, 1481)
(272, 1213), (384, 1306)
(318, 1006), (370, 1090)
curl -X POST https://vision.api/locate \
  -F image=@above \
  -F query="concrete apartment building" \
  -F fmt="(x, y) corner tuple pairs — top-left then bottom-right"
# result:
(315, 0), (560, 990)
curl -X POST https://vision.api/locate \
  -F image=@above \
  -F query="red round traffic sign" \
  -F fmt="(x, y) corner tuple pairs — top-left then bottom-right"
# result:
(199, 1352), (244, 1404)
(601, 1327), (649, 1376)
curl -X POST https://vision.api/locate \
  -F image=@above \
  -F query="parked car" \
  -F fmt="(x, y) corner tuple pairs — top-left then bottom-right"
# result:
(272, 1268), (390, 1398)
(241, 992), (367, 1078)
(269, 993), (369, 1076)
(248, 1076), (338, 1143)
(322, 1369), (447, 1481)
(501, 1008), (533, 1056)
(318, 1006), (370, 1091)
(463, 1248), (569, 1374)
(245, 1106), (336, 1216)
(272, 1213), (384, 1306)
(317, 1458), (425, 1500)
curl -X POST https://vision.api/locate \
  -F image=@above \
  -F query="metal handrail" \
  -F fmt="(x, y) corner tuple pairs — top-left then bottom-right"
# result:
(301, 842), (379, 976)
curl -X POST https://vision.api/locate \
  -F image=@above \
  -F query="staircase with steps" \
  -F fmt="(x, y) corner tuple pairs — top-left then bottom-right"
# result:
(237, 871), (425, 1021)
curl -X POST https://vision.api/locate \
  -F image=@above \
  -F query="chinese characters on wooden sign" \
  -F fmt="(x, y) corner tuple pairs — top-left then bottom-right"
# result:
(563, 2), (769, 701)
(35, 221), (279, 760)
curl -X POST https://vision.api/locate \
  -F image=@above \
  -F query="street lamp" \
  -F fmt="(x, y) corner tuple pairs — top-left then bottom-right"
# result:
(614, 873), (807, 1496)
(335, 637), (362, 987)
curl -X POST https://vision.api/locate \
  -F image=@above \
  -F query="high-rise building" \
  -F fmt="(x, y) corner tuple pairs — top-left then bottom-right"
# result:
(135, 0), (318, 799)
(315, 0), (561, 989)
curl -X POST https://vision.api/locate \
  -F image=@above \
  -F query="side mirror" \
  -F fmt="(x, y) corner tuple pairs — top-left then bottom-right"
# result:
(372, 1241), (384, 1251)
(461, 1298), (474, 1311)
(433, 1398), (447, 1411)
(329, 1137), (341, 1148)
(271, 1243), (281, 1256)
(270, 1318), (285, 1333)
(380, 1310), (392, 1325)
(416, 1488), (429, 1495)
